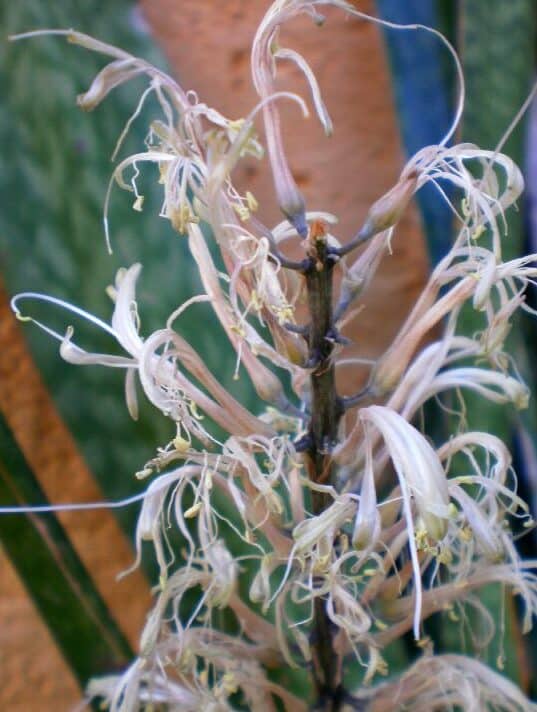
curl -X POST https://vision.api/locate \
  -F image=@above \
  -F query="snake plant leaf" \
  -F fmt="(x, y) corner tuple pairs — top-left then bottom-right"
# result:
(461, 0), (536, 218)
(435, 0), (536, 691)
(377, 0), (537, 693)
(0, 0), (254, 544)
(375, 0), (455, 263)
(0, 412), (133, 684)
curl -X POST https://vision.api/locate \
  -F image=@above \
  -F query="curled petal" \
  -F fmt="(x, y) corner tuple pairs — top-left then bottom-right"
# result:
(361, 406), (451, 540)
(430, 367), (529, 410)
(77, 58), (145, 110)
(352, 437), (380, 550)
(111, 263), (144, 356)
(275, 47), (332, 135)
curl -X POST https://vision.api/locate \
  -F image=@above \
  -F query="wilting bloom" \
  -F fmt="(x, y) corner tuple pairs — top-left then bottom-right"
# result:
(8, 2), (537, 711)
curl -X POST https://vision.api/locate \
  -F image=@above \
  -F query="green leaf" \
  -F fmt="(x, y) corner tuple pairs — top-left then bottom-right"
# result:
(375, 1), (455, 263)
(432, 1), (537, 690)
(377, 2), (536, 690)
(0, 412), (133, 684)
(461, 0), (536, 209)
(0, 0), (256, 549)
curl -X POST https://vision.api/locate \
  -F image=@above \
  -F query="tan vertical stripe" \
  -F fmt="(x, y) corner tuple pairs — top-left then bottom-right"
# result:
(0, 283), (151, 708)
(140, 0), (429, 392)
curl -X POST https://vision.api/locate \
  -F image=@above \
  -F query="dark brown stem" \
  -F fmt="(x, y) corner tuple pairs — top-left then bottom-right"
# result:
(303, 221), (344, 710)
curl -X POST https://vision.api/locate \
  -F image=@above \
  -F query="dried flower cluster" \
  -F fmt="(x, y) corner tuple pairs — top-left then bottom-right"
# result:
(10, 1), (537, 710)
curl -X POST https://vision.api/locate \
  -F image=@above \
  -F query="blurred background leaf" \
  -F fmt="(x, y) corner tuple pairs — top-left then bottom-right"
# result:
(377, 0), (537, 696)
(0, 0), (255, 541)
(0, 0), (254, 701)
(375, 0), (455, 264)
(0, 412), (133, 684)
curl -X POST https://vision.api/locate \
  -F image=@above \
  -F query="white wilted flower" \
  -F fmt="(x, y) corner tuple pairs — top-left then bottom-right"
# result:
(7, 3), (537, 711)
(351, 654), (537, 712)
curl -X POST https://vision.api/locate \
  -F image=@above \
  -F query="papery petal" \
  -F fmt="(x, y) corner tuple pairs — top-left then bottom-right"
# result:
(431, 367), (529, 409)
(275, 47), (333, 135)
(77, 58), (145, 111)
(361, 406), (451, 540)
(59, 327), (136, 367)
(111, 263), (144, 356)
(352, 438), (380, 550)
(125, 367), (139, 420)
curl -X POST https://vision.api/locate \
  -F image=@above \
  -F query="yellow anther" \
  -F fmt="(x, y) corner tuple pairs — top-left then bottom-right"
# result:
(275, 303), (295, 325)
(188, 400), (204, 421)
(184, 502), (202, 519)
(437, 546), (453, 565)
(250, 290), (263, 312)
(312, 554), (330, 573)
(459, 525), (473, 542)
(231, 323), (246, 338)
(375, 656), (389, 676)
(171, 204), (199, 234)
(222, 672), (238, 693)
(228, 118), (245, 132)
(232, 202), (250, 222)
(245, 191), (259, 212)
(180, 648), (194, 669)
(173, 434), (191, 453)
(363, 568), (377, 577)
(448, 502), (459, 518)
(472, 224), (486, 240)
(415, 527), (429, 550)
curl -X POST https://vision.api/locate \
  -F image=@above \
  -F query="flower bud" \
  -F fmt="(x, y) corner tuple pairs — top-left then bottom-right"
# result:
(362, 171), (418, 235)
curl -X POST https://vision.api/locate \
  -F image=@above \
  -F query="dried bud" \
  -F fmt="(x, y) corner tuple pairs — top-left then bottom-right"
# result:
(363, 170), (418, 234)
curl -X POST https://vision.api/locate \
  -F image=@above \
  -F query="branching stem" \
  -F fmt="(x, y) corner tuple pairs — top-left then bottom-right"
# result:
(331, 223), (374, 258)
(302, 220), (344, 710)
